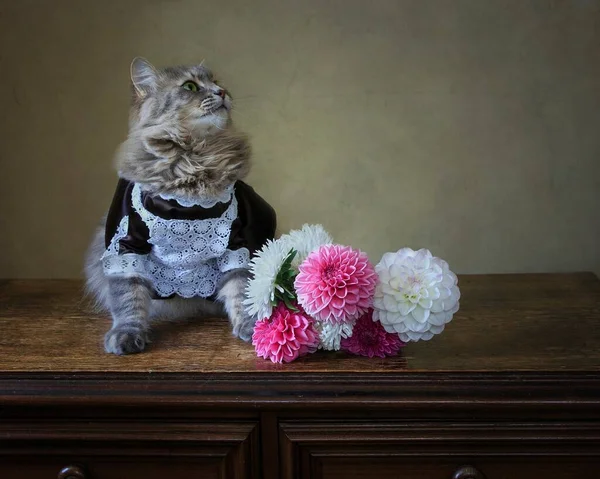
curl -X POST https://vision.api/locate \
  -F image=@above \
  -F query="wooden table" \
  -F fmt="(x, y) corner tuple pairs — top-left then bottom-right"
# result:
(1, 273), (599, 479)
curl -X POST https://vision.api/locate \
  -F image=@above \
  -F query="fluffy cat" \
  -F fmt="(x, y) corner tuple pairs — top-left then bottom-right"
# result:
(85, 58), (275, 355)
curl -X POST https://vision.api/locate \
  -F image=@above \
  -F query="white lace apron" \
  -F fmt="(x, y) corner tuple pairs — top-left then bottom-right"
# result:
(101, 183), (249, 298)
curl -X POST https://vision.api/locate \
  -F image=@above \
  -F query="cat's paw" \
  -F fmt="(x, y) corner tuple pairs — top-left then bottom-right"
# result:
(232, 314), (256, 343)
(104, 324), (149, 355)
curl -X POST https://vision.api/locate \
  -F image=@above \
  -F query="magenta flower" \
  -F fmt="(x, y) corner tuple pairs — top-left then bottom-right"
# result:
(252, 303), (319, 363)
(341, 310), (405, 358)
(295, 244), (377, 323)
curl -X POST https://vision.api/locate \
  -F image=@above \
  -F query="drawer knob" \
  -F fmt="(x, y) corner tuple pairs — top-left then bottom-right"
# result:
(58, 465), (87, 479)
(452, 465), (487, 479)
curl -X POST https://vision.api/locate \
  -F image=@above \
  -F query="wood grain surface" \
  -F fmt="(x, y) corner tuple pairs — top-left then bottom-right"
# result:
(0, 273), (599, 373)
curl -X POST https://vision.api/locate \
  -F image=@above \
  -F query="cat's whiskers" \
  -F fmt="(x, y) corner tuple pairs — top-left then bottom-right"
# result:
(229, 107), (248, 118)
(209, 119), (226, 131)
(228, 98), (261, 104)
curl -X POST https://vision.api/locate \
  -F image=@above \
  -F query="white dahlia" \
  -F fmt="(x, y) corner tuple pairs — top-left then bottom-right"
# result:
(243, 237), (293, 320)
(284, 224), (333, 268)
(316, 320), (355, 351)
(372, 248), (460, 342)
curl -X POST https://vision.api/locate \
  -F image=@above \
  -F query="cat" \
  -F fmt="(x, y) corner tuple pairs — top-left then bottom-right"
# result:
(85, 58), (276, 355)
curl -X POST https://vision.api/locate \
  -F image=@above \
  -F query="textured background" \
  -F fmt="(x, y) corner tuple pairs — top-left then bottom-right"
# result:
(0, 0), (599, 278)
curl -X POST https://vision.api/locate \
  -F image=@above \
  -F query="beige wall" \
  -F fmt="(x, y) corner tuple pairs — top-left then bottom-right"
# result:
(0, 0), (599, 278)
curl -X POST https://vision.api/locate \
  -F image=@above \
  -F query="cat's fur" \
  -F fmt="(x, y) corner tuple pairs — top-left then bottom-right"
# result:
(85, 58), (256, 355)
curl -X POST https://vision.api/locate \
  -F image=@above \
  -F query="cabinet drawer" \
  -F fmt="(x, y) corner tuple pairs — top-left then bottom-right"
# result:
(0, 420), (258, 479)
(279, 421), (600, 479)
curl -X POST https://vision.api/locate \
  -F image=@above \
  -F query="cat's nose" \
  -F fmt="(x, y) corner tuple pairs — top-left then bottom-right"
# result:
(215, 88), (226, 98)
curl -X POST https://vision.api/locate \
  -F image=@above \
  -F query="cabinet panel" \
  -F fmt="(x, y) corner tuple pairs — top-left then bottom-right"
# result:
(279, 421), (600, 479)
(0, 420), (259, 479)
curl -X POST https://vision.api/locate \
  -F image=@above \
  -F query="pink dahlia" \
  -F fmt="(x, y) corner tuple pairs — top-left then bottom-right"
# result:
(295, 244), (377, 323)
(252, 303), (319, 363)
(341, 310), (405, 358)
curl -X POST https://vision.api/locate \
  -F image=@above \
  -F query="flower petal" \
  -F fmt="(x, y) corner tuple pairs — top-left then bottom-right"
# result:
(418, 297), (433, 309)
(383, 294), (399, 312)
(411, 306), (430, 324)
(398, 301), (416, 316)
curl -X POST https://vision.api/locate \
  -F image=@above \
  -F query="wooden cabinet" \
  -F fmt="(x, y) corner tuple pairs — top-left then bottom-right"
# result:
(1, 274), (600, 478)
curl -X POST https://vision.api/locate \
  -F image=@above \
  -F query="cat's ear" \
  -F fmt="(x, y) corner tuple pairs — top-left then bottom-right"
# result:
(130, 57), (157, 97)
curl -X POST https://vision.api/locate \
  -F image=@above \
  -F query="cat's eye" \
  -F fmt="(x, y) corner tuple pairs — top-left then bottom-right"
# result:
(182, 81), (199, 92)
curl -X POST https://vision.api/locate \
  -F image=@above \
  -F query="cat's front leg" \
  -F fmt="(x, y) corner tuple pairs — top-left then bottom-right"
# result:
(216, 269), (256, 342)
(104, 276), (152, 355)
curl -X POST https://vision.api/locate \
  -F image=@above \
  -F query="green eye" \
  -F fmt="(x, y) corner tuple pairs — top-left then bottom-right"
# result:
(182, 81), (199, 92)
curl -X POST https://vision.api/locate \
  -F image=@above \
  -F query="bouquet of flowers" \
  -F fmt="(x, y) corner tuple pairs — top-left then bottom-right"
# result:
(244, 225), (460, 363)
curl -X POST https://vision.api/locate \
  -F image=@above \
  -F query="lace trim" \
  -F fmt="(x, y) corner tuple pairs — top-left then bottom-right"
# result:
(218, 248), (250, 273)
(103, 252), (148, 277)
(158, 183), (234, 208)
(102, 216), (147, 277)
(105, 215), (129, 255)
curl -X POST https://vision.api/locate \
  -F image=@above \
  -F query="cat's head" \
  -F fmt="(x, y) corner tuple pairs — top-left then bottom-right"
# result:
(117, 58), (250, 198)
(128, 57), (232, 133)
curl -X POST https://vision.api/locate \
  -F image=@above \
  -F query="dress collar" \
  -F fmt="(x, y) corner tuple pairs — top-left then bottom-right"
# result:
(157, 183), (235, 208)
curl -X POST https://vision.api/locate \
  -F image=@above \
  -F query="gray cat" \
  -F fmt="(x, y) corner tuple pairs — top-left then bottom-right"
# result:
(85, 58), (276, 355)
